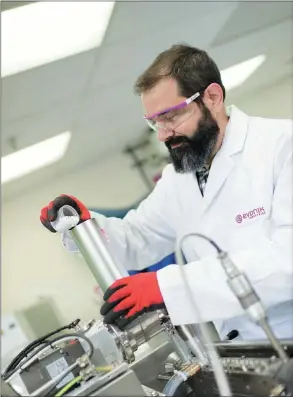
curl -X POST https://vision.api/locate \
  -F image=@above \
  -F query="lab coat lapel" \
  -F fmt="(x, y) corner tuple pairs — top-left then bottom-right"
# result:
(203, 153), (234, 209)
(203, 106), (249, 210)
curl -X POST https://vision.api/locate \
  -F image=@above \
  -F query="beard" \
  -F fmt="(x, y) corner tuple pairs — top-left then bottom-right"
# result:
(165, 105), (220, 173)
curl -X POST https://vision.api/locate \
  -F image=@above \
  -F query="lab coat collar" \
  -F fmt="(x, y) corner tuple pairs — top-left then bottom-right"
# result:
(202, 106), (249, 209)
(221, 105), (249, 156)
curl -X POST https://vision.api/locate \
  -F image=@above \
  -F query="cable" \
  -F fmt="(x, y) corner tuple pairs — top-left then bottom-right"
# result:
(3, 342), (46, 378)
(4, 334), (92, 382)
(4, 319), (80, 375)
(178, 232), (222, 254)
(2, 319), (80, 380)
(4, 334), (94, 383)
(32, 364), (78, 397)
(54, 366), (112, 397)
(176, 232), (289, 395)
(3, 342), (53, 381)
(54, 375), (82, 397)
(218, 251), (288, 363)
(175, 232), (232, 397)
(30, 346), (102, 397)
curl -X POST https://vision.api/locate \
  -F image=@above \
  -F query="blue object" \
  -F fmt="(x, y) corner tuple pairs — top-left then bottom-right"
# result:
(90, 199), (176, 274)
(128, 253), (176, 275)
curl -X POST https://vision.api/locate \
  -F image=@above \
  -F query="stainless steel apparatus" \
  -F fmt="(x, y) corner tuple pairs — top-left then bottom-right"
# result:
(3, 218), (292, 397)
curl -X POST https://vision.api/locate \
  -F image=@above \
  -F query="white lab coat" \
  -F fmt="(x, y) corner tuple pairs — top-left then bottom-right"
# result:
(62, 106), (293, 341)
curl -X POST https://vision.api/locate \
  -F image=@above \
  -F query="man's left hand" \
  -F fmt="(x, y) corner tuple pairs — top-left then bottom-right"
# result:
(100, 272), (165, 329)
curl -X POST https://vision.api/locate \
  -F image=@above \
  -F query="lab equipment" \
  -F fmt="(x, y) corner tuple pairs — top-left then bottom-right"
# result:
(175, 232), (289, 394)
(3, 215), (293, 397)
(4, 315), (293, 396)
(218, 251), (289, 363)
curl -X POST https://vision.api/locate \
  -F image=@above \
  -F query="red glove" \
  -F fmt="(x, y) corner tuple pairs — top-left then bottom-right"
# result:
(100, 272), (165, 329)
(40, 194), (90, 233)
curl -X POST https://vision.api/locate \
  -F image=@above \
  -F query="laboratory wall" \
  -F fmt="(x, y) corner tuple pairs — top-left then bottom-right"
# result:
(1, 152), (150, 324)
(234, 75), (292, 119)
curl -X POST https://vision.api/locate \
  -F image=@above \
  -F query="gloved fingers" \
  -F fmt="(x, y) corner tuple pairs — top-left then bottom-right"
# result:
(108, 285), (131, 303)
(125, 304), (140, 318)
(48, 195), (81, 222)
(40, 207), (56, 233)
(108, 277), (131, 292)
(100, 295), (126, 316)
(113, 296), (135, 313)
(46, 197), (62, 222)
(103, 306), (133, 326)
(40, 216), (56, 233)
(116, 311), (142, 330)
(103, 284), (127, 301)
(66, 195), (90, 221)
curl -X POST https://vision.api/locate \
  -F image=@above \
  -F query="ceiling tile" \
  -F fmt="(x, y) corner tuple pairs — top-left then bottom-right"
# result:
(1, 49), (96, 123)
(212, 1), (293, 46)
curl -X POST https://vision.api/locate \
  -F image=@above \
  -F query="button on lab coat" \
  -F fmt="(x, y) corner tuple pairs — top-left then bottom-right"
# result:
(62, 106), (293, 340)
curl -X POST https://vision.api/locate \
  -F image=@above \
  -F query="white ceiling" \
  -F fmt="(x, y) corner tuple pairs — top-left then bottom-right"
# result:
(1, 0), (293, 200)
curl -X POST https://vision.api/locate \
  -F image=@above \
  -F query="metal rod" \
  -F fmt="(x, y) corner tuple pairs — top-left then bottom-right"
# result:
(258, 319), (289, 363)
(70, 218), (128, 293)
(178, 325), (209, 365)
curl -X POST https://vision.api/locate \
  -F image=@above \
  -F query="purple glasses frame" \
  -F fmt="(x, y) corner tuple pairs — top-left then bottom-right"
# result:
(144, 91), (200, 121)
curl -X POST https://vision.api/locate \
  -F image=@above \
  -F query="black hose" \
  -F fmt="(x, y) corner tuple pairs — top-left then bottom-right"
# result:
(2, 332), (92, 383)
(2, 319), (80, 380)
(181, 232), (222, 254)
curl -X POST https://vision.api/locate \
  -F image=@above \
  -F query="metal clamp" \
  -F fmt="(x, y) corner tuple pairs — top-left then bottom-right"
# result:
(106, 324), (135, 364)
(76, 355), (97, 381)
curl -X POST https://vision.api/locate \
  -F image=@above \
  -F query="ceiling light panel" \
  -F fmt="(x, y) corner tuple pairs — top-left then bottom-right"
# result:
(1, 2), (115, 77)
(221, 55), (266, 91)
(1, 131), (72, 184)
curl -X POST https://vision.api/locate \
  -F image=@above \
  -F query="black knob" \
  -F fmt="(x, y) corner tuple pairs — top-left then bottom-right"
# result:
(226, 330), (239, 340)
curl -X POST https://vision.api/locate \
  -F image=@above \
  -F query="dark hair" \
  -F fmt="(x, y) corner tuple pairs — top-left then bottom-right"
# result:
(134, 43), (226, 101)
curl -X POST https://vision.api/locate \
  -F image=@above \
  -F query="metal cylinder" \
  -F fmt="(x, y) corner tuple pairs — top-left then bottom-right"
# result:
(126, 312), (163, 350)
(70, 218), (128, 293)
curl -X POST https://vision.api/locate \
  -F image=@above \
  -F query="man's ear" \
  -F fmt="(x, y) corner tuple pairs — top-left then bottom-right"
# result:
(203, 83), (224, 111)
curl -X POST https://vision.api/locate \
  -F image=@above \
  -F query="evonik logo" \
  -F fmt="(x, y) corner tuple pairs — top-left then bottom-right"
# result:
(235, 207), (266, 224)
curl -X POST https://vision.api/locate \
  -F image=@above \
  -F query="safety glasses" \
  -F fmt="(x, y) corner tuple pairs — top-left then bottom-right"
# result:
(144, 91), (200, 132)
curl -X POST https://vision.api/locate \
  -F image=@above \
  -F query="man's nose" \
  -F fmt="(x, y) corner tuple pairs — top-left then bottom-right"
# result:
(157, 127), (174, 142)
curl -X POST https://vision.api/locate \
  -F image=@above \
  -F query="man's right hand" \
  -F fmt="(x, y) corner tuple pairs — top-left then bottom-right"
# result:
(40, 194), (91, 233)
